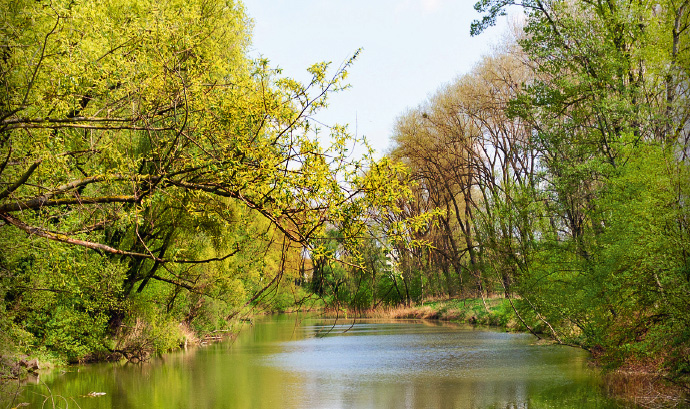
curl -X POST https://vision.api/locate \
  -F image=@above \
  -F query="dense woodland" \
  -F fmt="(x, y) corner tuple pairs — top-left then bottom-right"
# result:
(0, 0), (412, 365)
(1, 0), (689, 391)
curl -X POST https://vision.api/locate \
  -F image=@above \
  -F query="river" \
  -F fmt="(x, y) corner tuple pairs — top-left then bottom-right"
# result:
(9, 315), (630, 408)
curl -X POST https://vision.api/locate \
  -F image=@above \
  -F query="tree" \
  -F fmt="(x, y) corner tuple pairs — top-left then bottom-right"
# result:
(389, 41), (538, 301)
(471, 0), (690, 379)
(0, 0), (405, 361)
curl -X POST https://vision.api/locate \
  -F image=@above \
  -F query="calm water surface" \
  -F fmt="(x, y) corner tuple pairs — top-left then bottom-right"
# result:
(12, 316), (629, 408)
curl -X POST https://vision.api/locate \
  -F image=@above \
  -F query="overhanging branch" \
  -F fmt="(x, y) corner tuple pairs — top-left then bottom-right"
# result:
(0, 211), (155, 259)
(0, 195), (139, 212)
(0, 161), (41, 200)
(0, 212), (241, 264)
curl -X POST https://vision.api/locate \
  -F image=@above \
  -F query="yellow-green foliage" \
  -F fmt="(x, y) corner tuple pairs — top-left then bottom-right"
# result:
(0, 0), (413, 364)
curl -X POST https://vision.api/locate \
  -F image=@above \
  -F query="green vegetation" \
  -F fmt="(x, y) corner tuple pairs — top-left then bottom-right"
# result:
(0, 0), (410, 372)
(375, 298), (519, 329)
(1, 0), (689, 402)
(303, 0), (690, 395)
(372, 0), (688, 390)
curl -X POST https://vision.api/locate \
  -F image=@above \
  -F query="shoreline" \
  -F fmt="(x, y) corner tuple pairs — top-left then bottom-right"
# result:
(4, 299), (688, 408)
(304, 297), (522, 330)
(296, 298), (690, 408)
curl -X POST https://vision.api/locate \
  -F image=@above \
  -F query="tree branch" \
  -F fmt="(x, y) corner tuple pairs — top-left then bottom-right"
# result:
(0, 212), (241, 265)
(0, 211), (156, 259)
(5, 123), (173, 131)
(0, 194), (138, 212)
(0, 161), (41, 200)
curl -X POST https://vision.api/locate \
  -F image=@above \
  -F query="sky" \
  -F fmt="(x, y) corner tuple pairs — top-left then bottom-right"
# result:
(243, 0), (512, 157)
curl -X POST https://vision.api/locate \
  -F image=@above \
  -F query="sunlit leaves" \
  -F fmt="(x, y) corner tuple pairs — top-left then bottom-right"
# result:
(0, 0), (396, 361)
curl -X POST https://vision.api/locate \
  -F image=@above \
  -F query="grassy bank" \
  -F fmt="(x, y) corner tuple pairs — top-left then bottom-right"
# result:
(0, 319), (245, 382)
(383, 298), (519, 328)
(316, 297), (522, 331)
(333, 298), (690, 408)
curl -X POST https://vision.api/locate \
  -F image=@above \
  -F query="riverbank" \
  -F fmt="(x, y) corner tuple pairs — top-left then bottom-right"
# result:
(0, 320), (243, 383)
(5, 298), (687, 408)
(603, 370), (690, 408)
(314, 297), (521, 330)
(311, 298), (689, 408)
(4, 315), (632, 409)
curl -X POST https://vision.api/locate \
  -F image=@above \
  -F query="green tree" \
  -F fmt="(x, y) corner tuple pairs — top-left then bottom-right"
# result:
(0, 0), (406, 362)
(471, 0), (690, 380)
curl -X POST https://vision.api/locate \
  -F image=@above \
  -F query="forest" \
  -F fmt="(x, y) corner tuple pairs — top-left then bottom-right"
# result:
(1, 0), (689, 393)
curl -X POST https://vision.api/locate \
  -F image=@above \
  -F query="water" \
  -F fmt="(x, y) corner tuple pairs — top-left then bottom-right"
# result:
(8, 316), (629, 408)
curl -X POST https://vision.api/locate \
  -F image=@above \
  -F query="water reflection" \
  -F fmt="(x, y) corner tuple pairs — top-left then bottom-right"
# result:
(260, 320), (619, 409)
(8, 316), (629, 409)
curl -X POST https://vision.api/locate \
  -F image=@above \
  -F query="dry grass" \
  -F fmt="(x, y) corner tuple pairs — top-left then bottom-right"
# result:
(320, 299), (501, 324)
(111, 318), (156, 363)
(319, 305), (441, 320)
(385, 305), (441, 320)
(604, 371), (689, 408)
(178, 322), (199, 348)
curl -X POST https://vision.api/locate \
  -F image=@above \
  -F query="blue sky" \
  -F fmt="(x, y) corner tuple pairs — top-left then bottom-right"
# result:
(244, 0), (511, 156)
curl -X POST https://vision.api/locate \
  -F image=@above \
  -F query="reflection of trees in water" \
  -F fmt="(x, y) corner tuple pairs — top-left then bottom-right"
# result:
(12, 318), (620, 409)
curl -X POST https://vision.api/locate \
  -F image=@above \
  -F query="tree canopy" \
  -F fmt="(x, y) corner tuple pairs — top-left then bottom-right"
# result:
(0, 0), (409, 362)
(380, 0), (690, 384)
(1, 0), (689, 392)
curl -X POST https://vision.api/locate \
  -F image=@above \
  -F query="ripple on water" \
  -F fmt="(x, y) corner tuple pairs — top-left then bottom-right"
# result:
(262, 322), (582, 386)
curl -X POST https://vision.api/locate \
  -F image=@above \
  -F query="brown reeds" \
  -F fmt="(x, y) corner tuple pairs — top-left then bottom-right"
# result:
(603, 370), (689, 408)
